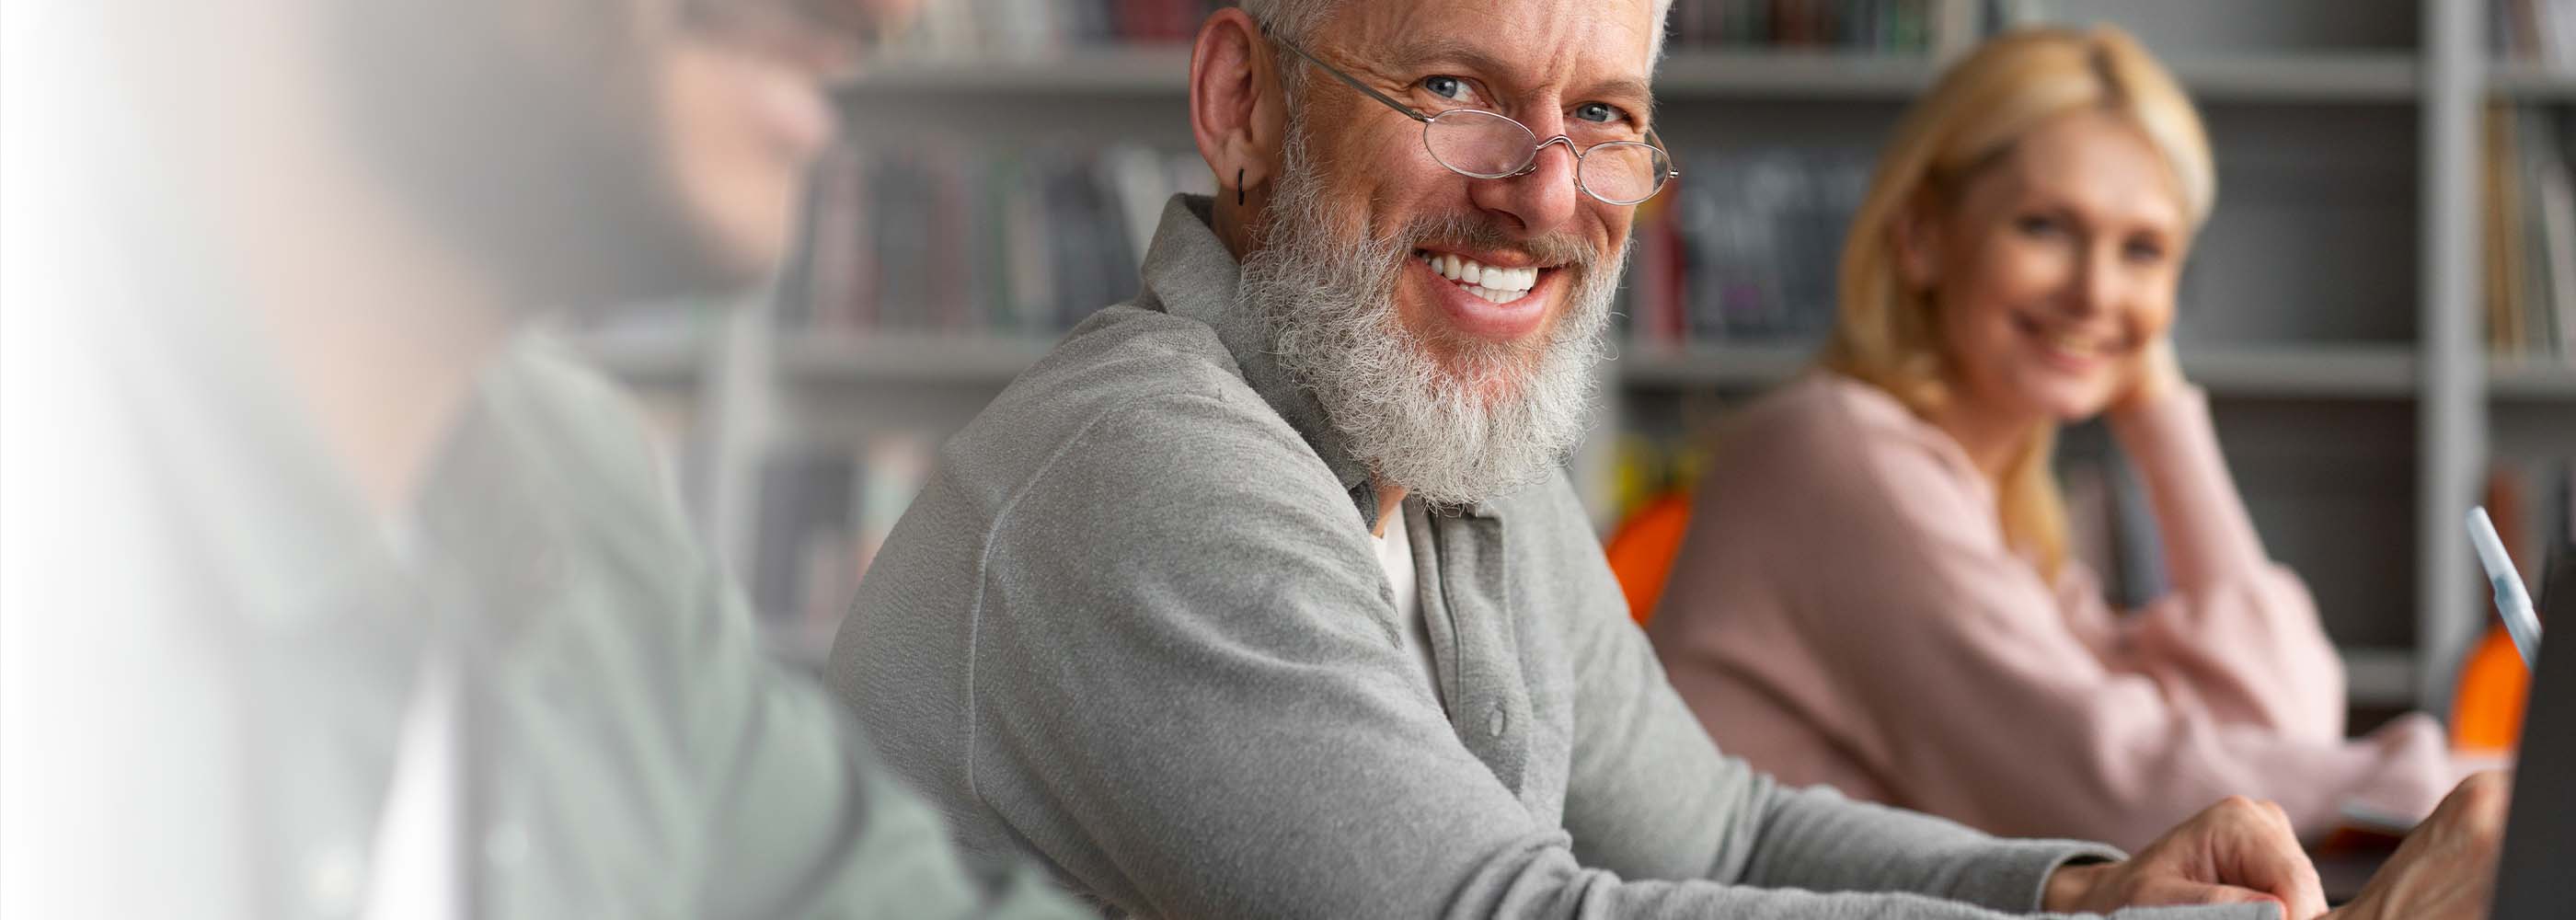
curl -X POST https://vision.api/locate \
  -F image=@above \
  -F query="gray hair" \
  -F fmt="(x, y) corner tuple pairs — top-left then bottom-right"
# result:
(1236, 0), (1677, 66)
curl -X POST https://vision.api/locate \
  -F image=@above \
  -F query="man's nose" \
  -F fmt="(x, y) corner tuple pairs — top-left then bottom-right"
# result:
(1470, 133), (1582, 237)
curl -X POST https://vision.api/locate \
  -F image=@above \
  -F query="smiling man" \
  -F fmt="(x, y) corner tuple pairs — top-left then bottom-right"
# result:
(819, 3), (2376, 918)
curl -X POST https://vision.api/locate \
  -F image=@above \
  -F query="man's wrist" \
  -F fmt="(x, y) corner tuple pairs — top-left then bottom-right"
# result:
(2043, 858), (2115, 913)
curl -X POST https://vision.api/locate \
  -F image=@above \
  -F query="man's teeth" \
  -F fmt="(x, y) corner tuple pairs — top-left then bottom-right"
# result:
(1420, 250), (1540, 302)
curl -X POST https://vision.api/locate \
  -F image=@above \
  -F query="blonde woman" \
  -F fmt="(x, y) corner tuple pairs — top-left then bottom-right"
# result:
(1645, 27), (2455, 851)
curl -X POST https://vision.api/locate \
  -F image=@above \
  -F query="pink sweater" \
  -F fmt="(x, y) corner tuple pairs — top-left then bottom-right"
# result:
(1646, 372), (2454, 851)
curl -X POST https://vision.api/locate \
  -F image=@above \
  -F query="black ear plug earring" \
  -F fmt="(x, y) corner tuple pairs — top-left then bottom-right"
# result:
(1237, 168), (1246, 206)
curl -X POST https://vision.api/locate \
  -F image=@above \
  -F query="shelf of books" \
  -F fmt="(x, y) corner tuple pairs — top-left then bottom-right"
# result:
(2481, 100), (2576, 370)
(776, 132), (1212, 351)
(745, 432), (937, 669)
(1616, 341), (1816, 388)
(843, 47), (1197, 97)
(1616, 141), (2423, 397)
(1654, 51), (2418, 103)
(2492, 0), (2576, 97)
(838, 0), (2416, 106)
(2484, 2), (2576, 393)
(2461, 0), (2576, 710)
(1617, 340), (2423, 398)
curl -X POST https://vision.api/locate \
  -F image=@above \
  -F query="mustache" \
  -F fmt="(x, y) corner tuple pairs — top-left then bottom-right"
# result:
(1378, 211), (1602, 271)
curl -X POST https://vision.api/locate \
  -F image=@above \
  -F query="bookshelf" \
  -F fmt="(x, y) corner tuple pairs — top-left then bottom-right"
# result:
(779, 335), (1056, 385)
(848, 46), (2425, 104)
(578, 0), (2558, 725)
(2490, 356), (2576, 397)
(2478, 1), (2576, 742)
(2486, 61), (2576, 98)
(843, 47), (1197, 96)
(2343, 647), (2421, 707)
(1615, 341), (2425, 398)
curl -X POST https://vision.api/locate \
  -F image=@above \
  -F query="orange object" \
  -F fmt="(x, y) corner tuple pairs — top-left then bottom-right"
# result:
(1604, 493), (1694, 626)
(2450, 623), (2531, 753)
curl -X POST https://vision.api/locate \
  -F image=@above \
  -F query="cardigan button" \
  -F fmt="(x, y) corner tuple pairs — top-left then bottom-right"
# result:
(1486, 706), (1507, 738)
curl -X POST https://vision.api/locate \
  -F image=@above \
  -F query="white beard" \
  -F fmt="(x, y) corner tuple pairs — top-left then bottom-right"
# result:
(1240, 124), (1622, 509)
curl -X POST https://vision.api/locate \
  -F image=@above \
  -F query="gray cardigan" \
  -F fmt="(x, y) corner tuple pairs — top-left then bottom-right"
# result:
(831, 195), (2276, 920)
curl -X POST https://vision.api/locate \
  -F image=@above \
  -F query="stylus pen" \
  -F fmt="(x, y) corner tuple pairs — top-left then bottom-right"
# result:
(2467, 506), (2546, 670)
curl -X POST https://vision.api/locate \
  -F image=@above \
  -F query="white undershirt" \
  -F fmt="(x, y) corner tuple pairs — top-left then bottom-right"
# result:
(362, 651), (464, 920)
(1373, 508), (1443, 703)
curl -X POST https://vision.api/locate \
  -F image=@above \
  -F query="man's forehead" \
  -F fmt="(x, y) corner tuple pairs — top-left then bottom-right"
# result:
(1319, 0), (1658, 89)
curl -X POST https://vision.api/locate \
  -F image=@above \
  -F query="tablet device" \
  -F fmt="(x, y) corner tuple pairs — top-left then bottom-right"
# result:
(2490, 551), (2574, 920)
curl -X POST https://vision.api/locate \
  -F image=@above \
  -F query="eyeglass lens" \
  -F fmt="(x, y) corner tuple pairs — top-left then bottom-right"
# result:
(1420, 109), (1672, 205)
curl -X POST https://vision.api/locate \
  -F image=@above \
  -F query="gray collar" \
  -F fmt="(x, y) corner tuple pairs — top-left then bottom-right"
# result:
(1134, 194), (1382, 524)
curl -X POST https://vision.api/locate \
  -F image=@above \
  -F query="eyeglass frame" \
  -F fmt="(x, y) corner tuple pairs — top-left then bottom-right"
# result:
(1262, 30), (1681, 206)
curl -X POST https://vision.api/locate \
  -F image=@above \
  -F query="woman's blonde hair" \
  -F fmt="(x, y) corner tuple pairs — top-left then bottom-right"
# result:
(1819, 25), (2214, 580)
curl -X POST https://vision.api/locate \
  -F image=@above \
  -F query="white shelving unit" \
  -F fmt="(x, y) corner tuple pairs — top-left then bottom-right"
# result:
(2488, 61), (2576, 99)
(1615, 341), (2425, 398)
(583, 1), (2571, 716)
(2489, 357), (2576, 398)
(846, 47), (1196, 95)
(778, 334), (1056, 385)
(2421, 0), (2484, 712)
(2343, 647), (2423, 707)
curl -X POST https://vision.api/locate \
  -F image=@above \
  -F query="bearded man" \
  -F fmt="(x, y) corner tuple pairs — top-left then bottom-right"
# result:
(829, 2), (2504, 918)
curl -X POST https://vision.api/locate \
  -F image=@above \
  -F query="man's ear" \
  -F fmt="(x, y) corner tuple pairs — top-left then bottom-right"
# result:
(1190, 8), (1286, 206)
(1891, 190), (1945, 292)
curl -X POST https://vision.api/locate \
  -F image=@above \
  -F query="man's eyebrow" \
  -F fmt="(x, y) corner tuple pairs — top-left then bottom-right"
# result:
(1586, 77), (1657, 113)
(1376, 36), (1657, 117)
(1378, 36), (1521, 81)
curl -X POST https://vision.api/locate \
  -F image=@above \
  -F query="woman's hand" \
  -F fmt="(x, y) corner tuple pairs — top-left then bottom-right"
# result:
(2109, 336), (2187, 418)
(2326, 772), (2513, 920)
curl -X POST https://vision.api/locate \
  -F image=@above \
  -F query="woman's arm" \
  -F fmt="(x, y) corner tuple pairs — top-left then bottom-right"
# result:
(1662, 380), (2452, 850)
(2103, 362), (2346, 742)
(1822, 404), (2451, 848)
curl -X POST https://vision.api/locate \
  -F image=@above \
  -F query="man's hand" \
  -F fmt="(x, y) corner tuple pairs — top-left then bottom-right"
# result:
(2326, 772), (2512, 920)
(2044, 796), (2326, 918)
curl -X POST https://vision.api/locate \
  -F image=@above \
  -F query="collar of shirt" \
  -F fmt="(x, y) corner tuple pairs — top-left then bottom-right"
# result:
(104, 293), (410, 636)
(109, 292), (575, 651)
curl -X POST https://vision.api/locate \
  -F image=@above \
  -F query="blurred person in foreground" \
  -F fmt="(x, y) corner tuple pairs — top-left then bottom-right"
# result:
(0, 0), (1092, 916)
(1648, 27), (2464, 854)
(826, 2), (2504, 918)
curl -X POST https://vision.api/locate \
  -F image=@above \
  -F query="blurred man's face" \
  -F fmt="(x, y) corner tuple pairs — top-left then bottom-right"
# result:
(658, 0), (918, 284)
(328, 0), (919, 307)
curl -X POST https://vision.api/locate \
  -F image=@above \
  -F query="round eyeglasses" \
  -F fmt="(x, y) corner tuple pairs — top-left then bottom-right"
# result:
(1271, 35), (1679, 207)
(1415, 109), (1674, 206)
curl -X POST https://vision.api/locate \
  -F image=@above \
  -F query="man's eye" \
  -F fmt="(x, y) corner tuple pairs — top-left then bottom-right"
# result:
(2015, 215), (2063, 237)
(1422, 75), (1470, 100)
(1575, 102), (1627, 124)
